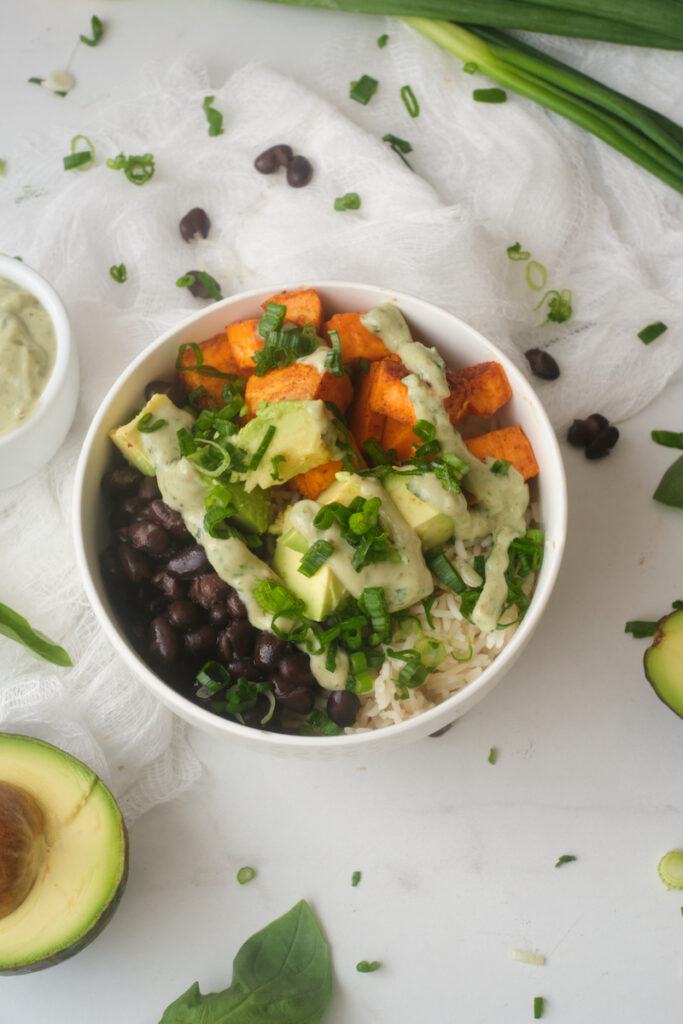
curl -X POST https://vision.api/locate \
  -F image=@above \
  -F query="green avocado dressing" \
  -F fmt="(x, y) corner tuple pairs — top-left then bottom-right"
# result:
(0, 277), (57, 438)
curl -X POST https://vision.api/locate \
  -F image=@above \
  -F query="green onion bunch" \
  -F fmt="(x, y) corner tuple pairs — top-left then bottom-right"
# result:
(252, 302), (319, 376)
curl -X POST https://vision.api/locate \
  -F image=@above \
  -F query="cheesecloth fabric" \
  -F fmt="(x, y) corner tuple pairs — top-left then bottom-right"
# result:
(0, 19), (681, 821)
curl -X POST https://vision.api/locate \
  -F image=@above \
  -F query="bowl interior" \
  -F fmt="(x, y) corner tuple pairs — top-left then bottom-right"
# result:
(74, 282), (567, 755)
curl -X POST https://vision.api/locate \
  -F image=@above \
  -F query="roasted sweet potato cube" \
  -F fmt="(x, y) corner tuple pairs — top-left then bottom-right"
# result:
(324, 312), (390, 365)
(444, 362), (512, 424)
(261, 288), (323, 332)
(225, 318), (263, 377)
(382, 417), (420, 463)
(367, 356), (416, 425)
(244, 363), (353, 416)
(349, 361), (386, 453)
(464, 425), (539, 480)
(177, 332), (239, 406)
(291, 460), (345, 500)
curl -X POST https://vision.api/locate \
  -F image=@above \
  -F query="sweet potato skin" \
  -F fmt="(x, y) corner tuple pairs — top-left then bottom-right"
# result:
(367, 356), (415, 424)
(349, 361), (386, 453)
(291, 461), (345, 500)
(444, 362), (513, 424)
(225, 318), (263, 377)
(261, 288), (323, 332)
(324, 313), (390, 365)
(177, 332), (239, 406)
(464, 425), (539, 480)
(382, 417), (419, 463)
(244, 362), (353, 416)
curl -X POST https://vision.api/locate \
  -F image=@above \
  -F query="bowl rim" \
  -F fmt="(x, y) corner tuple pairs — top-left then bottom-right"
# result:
(73, 280), (567, 750)
(0, 253), (73, 447)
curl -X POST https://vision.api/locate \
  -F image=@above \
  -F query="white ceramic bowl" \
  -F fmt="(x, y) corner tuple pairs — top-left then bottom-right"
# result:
(74, 282), (566, 757)
(0, 254), (79, 490)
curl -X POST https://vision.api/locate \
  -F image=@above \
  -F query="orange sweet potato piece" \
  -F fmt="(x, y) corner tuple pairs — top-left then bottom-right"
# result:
(292, 443), (366, 501)
(464, 425), (539, 480)
(261, 288), (323, 332)
(349, 362), (386, 453)
(225, 318), (263, 377)
(382, 417), (420, 463)
(444, 362), (512, 424)
(367, 356), (415, 424)
(244, 363), (353, 416)
(324, 312), (390, 365)
(177, 332), (239, 406)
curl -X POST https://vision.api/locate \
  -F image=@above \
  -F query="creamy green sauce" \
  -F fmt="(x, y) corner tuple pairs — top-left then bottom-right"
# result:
(0, 277), (57, 438)
(362, 303), (449, 399)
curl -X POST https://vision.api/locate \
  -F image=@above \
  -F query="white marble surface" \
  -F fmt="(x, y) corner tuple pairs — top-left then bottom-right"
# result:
(2, 2), (682, 1021)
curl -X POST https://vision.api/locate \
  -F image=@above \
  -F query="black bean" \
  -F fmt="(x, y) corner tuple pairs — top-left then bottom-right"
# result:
(227, 656), (264, 681)
(272, 675), (315, 714)
(226, 590), (248, 619)
(278, 652), (316, 688)
(241, 694), (278, 731)
(254, 144), (293, 174)
(181, 270), (221, 300)
(286, 155), (313, 188)
(222, 619), (255, 657)
(179, 207), (210, 242)
(326, 690), (360, 728)
(524, 348), (560, 381)
(164, 544), (211, 578)
(567, 413), (609, 447)
(148, 617), (181, 665)
(151, 570), (187, 600)
(253, 632), (284, 672)
(585, 425), (619, 460)
(147, 499), (190, 539)
(188, 573), (230, 609)
(217, 629), (233, 664)
(167, 598), (201, 630)
(138, 476), (161, 501)
(128, 520), (170, 556)
(101, 466), (142, 496)
(184, 625), (217, 659)
(118, 543), (152, 583)
(143, 379), (187, 408)
(208, 603), (230, 627)
(120, 495), (148, 521)
(100, 547), (124, 584)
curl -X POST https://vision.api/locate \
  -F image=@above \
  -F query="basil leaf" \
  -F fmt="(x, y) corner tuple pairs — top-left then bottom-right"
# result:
(158, 900), (332, 1024)
(653, 454), (683, 509)
(0, 601), (72, 666)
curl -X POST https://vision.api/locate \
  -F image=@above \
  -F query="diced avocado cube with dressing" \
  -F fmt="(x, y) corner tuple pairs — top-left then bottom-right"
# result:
(109, 393), (176, 476)
(317, 472), (364, 507)
(272, 527), (348, 621)
(383, 473), (454, 551)
(237, 400), (337, 493)
(206, 480), (271, 535)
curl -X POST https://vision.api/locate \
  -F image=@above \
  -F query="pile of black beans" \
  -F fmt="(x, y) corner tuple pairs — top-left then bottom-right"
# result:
(98, 412), (360, 734)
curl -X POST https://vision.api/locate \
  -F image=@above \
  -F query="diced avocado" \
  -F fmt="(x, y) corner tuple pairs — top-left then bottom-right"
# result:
(207, 481), (271, 535)
(644, 609), (683, 719)
(272, 528), (347, 622)
(318, 471), (364, 507)
(108, 393), (174, 476)
(237, 400), (336, 493)
(383, 473), (454, 551)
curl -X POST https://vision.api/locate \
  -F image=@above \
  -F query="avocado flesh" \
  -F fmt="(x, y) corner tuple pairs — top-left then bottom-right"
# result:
(0, 734), (128, 974)
(237, 399), (336, 492)
(644, 610), (683, 718)
(273, 528), (348, 621)
(109, 392), (174, 476)
(206, 481), (271, 535)
(383, 473), (454, 551)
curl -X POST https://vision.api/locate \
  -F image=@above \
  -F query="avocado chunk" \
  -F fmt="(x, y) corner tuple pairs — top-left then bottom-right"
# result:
(237, 400), (337, 492)
(206, 480), (271, 535)
(644, 609), (683, 718)
(109, 393), (178, 476)
(0, 733), (128, 974)
(272, 527), (348, 621)
(383, 472), (454, 551)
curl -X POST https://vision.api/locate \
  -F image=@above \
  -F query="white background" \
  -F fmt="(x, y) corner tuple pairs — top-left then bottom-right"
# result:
(2, 2), (682, 1021)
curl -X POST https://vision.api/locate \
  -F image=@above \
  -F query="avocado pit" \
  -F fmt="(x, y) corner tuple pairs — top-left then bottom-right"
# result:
(0, 781), (47, 920)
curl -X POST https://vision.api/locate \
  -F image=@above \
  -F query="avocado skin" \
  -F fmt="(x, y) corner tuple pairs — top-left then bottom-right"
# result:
(644, 609), (683, 720)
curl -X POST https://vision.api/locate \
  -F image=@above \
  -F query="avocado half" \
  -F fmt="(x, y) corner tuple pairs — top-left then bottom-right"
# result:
(644, 609), (683, 719)
(0, 733), (128, 974)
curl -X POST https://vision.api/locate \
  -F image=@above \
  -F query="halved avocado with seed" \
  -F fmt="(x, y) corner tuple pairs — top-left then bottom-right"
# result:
(644, 609), (683, 719)
(0, 733), (128, 974)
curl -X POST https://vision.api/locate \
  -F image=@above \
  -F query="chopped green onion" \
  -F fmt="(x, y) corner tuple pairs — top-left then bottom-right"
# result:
(359, 587), (391, 645)
(534, 996), (544, 1019)
(377, 33), (388, 47)
(658, 850), (683, 890)
(357, 357), (370, 375)
(351, 870), (361, 886)
(653, 454), (683, 509)
(362, 438), (392, 466)
(258, 301), (287, 335)
(334, 192), (361, 211)
(651, 431), (683, 450)
(473, 87), (506, 103)
(195, 661), (231, 693)
(301, 709), (341, 736)
(350, 75), (378, 105)
(426, 548), (466, 594)
(202, 95), (224, 137)
(510, 949), (546, 966)
(252, 579), (305, 619)
(248, 425), (276, 470)
(400, 84), (420, 117)
(270, 454), (286, 480)
(488, 747), (497, 764)
(414, 636), (446, 668)
(382, 133), (413, 170)
(555, 854), (577, 867)
(137, 412), (167, 433)
(110, 263), (127, 283)
(413, 419), (436, 443)
(422, 592), (438, 629)
(80, 15), (104, 46)
(638, 321), (668, 345)
(463, 61), (477, 74)
(177, 427), (196, 456)
(63, 134), (95, 172)
(299, 540), (335, 578)
(507, 241), (530, 261)
(107, 151), (155, 185)
(325, 329), (345, 376)
(526, 260), (547, 291)
(356, 960), (381, 973)
(0, 160), (5, 176)
(535, 288), (573, 325)
(491, 459), (510, 475)
(624, 620), (657, 638)
(237, 866), (256, 885)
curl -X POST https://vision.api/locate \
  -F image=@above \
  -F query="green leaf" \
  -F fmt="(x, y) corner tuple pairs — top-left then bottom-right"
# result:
(653, 454), (683, 509)
(0, 602), (72, 666)
(157, 900), (332, 1024)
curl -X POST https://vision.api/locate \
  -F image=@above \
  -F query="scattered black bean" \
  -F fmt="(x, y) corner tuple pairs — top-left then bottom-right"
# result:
(227, 656), (264, 681)
(567, 413), (608, 447)
(525, 347), (560, 381)
(207, 602), (230, 627)
(585, 424), (619, 460)
(188, 573), (230, 609)
(147, 499), (190, 539)
(222, 619), (255, 658)
(144, 379), (187, 408)
(118, 543), (152, 583)
(101, 466), (142, 496)
(128, 520), (170, 556)
(271, 675), (315, 714)
(164, 544), (211, 578)
(181, 270), (221, 299)
(254, 144), (293, 174)
(217, 627), (233, 664)
(148, 617), (180, 665)
(179, 207), (210, 242)
(167, 598), (201, 630)
(151, 570), (187, 600)
(120, 495), (148, 521)
(326, 690), (360, 728)
(241, 695), (278, 731)
(286, 155), (313, 188)
(253, 632), (284, 671)
(138, 476), (161, 502)
(278, 652), (316, 688)
(184, 625), (217, 659)
(226, 589), (248, 619)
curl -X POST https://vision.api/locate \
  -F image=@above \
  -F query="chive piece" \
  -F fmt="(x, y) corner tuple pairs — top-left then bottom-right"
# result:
(426, 549), (466, 594)
(507, 241), (530, 261)
(377, 33), (388, 48)
(350, 75), (378, 105)
(202, 95), (224, 137)
(137, 412), (166, 433)
(110, 263), (127, 283)
(357, 357), (370, 375)
(534, 996), (544, 1019)
(80, 15), (104, 46)
(473, 87), (507, 103)
(653, 454), (683, 509)
(400, 84), (420, 118)
(463, 61), (478, 74)
(299, 540), (334, 578)
(270, 454), (286, 481)
(106, 152), (155, 185)
(237, 866), (256, 885)
(359, 587), (391, 645)
(422, 592), (438, 629)
(0, 160), (5, 176)
(356, 960), (381, 973)
(325, 329), (345, 377)
(657, 850), (683, 890)
(248, 425), (276, 470)
(491, 459), (510, 475)
(488, 747), (497, 764)
(624, 620), (657, 638)
(382, 133), (413, 170)
(526, 260), (547, 291)
(28, 77), (45, 85)
(651, 430), (683, 450)
(555, 854), (577, 867)
(351, 870), (361, 887)
(195, 661), (231, 693)
(334, 192), (361, 211)
(63, 134), (95, 172)
(638, 321), (668, 344)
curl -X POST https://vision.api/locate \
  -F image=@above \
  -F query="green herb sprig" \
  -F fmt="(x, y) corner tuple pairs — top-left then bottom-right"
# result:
(0, 602), (72, 666)
(110, 263), (127, 283)
(107, 151), (155, 185)
(400, 84), (420, 117)
(382, 133), (413, 169)
(63, 134), (95, 171)
(80, 15), (104, 46)
(202, 95), (224, 136)
(350, 75), (378, 105)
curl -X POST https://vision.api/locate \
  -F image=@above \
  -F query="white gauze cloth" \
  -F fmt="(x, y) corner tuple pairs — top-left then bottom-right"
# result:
(0, 20), (681, 819)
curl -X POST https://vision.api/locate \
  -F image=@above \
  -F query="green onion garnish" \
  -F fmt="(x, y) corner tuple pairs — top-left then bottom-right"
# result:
(624, 620), (657, 638)
(63, 134), (95, 172)
(110, 263), (127, 283)
(0, 160), (5, 176)
(535, 288), (573, 325)
(526, 260), (547, 291)
(237, 866), (256, 885)
(175, 341), (234, 379)
(507, 241), (530, 261)
(248, 425), (276, 470)
(488, 747), (497, 764)
(351, 870), (361, 886)
(137, 412), (167, 433)
(177, 427), (196, 456)
(202, 95), (224, 137)
(301, 709), (341, 736)
(80, 15), (104, 46)
(253, 303), (317, 376)
(350, 75), (378, 105)
(533, 996), (544, 1019)
(555, 854), (577, 867)
(325, 329), (345, 376)
(473, 87), (507, 103)
(106, 151), (155, 185)
(463, 61), (477, 74)
(400, 84), (420, 117)
(422, 592), (438, 629)
(413, 419), (436, 443)
(270, 454), (286, 480)
(382, 133), (413, 170)
(359, 587), (391, 645)
(377, 33), (388, 47)
(658, 850), (683, 890)
(334, 192), (361, 211)
(195, 661), (231, 693)
(638, 321), (668, 345)
(491, 459), (510, 475)
(651, 430), (683, 450)
(357, 357), (370, 374)
(356, 960), (381, 973)
(298, 540), (334, 578)
(426, 548), (466, 594)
